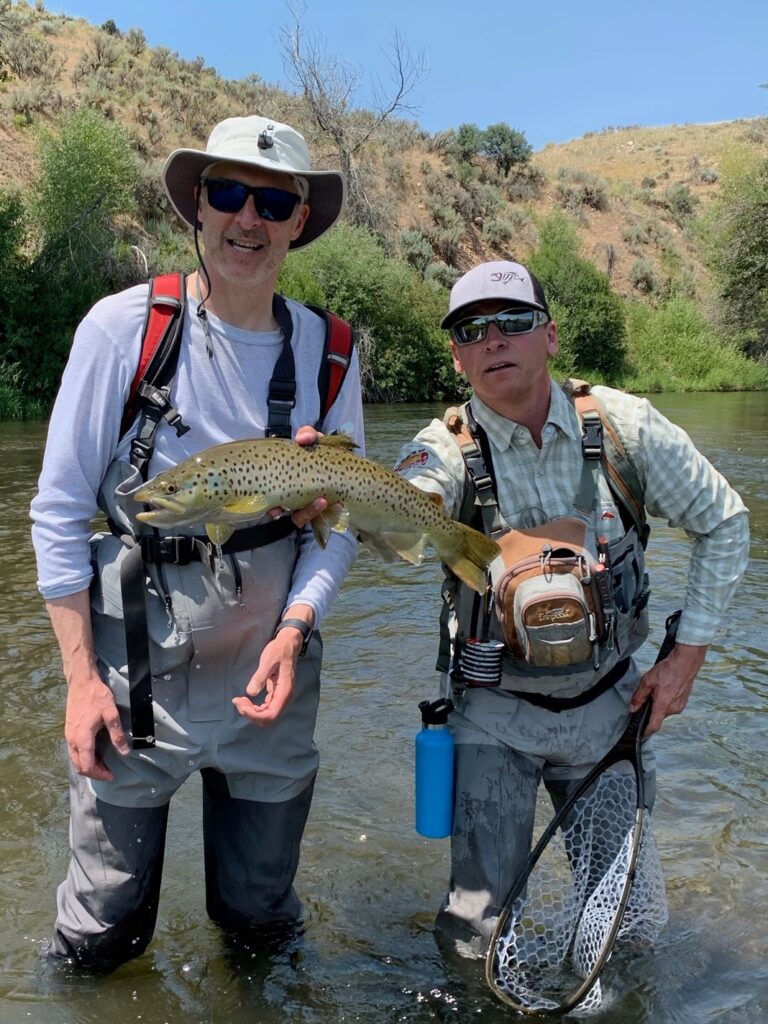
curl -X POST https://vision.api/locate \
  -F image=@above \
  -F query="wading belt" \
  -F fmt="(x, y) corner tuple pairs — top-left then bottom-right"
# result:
(120, 517), (297, 749)
(500, 656), (630, 712)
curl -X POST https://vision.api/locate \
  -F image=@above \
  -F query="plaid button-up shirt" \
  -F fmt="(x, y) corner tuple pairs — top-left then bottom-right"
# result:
(395, 379), (749, 646)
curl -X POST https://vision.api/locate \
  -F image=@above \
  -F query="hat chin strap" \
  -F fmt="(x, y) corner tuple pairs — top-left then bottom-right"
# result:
(192, 182), (214, 353)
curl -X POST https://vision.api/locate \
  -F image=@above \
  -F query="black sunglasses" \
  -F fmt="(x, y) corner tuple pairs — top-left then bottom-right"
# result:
(204, 177), (302, 222)
(452, 308), (550, 345)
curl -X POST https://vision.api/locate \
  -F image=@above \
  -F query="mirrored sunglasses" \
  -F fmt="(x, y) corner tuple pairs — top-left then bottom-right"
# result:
(204, 177), (302, 222)
(452, 308), (549, 345)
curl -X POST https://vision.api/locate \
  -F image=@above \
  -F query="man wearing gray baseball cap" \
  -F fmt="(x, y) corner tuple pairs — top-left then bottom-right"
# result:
(394, 258), (748, 959)
(31, 114), (364, 970)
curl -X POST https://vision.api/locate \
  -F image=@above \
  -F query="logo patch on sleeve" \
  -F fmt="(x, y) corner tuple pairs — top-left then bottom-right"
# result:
(394, 449), (432, 474)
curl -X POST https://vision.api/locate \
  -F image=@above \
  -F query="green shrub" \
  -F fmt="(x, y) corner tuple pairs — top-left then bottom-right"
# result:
(455, 123), (483, 162)
(0, 109), (142, 402)
(478, 123), (532, 176)
(483, 217), (515, 249)
(424, 261), (459, 290)
(399, 228), (433, 275)
(662, 182), (698, 223)
(125, 26), (146, 56)
(620, 298), (768, 391)
(528, 212), (626, 378)
(629, 258), (659, 294)
(698, 147), (768, 357)
(279, 223), (455, 402)
(505, 163), (546, 201)
(555, 168), (609, 212)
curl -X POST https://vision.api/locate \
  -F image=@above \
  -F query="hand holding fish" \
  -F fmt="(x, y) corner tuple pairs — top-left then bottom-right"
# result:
(267, 425), (327, 529)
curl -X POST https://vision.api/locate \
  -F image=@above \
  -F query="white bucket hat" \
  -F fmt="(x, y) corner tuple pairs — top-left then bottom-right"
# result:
(162, 115), (346, 249)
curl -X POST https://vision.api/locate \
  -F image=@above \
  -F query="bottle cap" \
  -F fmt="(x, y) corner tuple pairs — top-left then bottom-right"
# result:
(419, 698), (454, 726)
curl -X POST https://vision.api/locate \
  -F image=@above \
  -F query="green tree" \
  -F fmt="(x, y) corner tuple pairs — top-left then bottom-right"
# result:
(699, 146), (768, 358)
(5, 108), (142, 402)
(479, 123), (532, 177)
(30, 107), (138, 264)
(454, 122), (483, 162)
(528, 212), (627, 378)
(280, 223), (454, 402)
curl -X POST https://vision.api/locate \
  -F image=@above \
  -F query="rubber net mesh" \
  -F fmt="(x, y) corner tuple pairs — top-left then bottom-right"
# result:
(490, 768), (667, 1015)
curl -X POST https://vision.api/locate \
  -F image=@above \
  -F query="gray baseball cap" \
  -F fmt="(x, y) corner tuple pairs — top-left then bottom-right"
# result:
(162, 115), (345, 249)
(441, 260), (550, 330)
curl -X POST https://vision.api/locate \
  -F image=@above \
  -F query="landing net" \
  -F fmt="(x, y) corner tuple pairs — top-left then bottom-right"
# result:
(489, 769), (667, 1015)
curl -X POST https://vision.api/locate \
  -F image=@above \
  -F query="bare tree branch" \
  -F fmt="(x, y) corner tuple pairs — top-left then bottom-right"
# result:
(279, 1), (427, 227)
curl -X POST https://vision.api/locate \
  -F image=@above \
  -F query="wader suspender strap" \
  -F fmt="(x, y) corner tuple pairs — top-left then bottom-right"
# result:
(125, 273), (190, 480)
(266, 294), (297, 438)
(565, 379), (648, 543)
(121, 543), (156, 748)
(309, 305), (355, 424)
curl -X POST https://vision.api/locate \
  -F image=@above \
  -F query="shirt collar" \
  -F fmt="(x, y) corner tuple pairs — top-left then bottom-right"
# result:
(469, 378), (581, 452)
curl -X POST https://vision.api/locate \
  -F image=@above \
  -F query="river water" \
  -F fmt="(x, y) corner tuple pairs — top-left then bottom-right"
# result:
(0, 393), (766, 1024)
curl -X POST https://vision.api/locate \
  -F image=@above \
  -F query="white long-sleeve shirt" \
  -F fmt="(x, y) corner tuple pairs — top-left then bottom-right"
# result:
(30, 283), (364, 627)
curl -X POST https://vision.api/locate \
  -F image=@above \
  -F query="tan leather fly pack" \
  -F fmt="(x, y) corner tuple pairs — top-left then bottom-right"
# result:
(491, 516), (610, 668)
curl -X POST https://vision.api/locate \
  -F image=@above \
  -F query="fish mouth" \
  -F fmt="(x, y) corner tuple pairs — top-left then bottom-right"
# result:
(134, 493), (195, 524)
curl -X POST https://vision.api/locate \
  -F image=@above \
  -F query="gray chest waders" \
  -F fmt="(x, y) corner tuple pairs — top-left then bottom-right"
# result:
(120, 292), (302, 748)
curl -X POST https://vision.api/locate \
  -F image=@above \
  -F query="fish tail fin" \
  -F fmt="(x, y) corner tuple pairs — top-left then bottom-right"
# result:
(432, 522), (500, 594)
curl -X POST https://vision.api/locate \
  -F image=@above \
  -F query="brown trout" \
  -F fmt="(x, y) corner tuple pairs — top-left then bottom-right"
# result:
(134, 435), (499, 593)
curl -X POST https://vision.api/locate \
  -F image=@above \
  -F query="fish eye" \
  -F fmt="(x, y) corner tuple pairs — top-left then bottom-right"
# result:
(166, 483), (177, 494)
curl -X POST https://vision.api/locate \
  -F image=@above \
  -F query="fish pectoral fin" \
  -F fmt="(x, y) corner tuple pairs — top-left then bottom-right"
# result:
(311, 503), (350, 548)
(315, 433), (359, 452)
(359, 530), (429, 566)
(205, 522), (235, 545)
(221, 494), (270, 516)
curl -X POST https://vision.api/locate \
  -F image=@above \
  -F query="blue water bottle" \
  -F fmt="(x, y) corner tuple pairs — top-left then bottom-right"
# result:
(415, 698), (455, 838)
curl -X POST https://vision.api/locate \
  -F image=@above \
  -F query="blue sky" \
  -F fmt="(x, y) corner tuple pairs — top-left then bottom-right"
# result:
(47, 0), (768, 150)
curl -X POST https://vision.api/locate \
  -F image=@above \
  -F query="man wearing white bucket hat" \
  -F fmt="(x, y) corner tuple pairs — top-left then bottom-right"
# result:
(31, 115), (363, 969)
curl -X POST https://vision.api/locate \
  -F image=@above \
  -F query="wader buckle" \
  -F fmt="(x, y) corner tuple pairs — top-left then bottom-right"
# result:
(581, 413), (603, 460)
(139, 533), (196, 565)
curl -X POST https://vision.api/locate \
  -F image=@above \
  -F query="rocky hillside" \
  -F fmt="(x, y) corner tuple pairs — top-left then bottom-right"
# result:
(2, 2), (767, 302)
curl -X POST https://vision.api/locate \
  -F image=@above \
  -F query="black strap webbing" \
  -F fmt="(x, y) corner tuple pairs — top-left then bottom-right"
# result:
(501, 657), (630, 712)
(121, 543), (156, 748)
(266, 294), (296, 438)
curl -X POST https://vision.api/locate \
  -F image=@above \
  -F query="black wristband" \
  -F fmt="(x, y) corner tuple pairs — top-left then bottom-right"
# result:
(273, 617), (312, 656)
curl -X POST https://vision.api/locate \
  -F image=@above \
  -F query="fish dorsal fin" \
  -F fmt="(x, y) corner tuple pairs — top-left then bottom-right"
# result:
(222, 494), (269, 516)
(315, 433), (359, 452)
(427, 491), (444, 506)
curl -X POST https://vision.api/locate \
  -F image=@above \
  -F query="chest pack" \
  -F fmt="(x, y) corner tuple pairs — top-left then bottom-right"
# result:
(445, 382), (648, 674)
(120, 272), (356, 479)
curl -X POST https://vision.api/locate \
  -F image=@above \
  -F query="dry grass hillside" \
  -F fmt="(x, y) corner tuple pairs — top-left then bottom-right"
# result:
(2, 2), (767, 303)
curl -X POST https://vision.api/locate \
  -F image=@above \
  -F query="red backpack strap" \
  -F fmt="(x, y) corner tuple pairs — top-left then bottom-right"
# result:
(120, 273), (186, 437)
(308, 305), (355, 421)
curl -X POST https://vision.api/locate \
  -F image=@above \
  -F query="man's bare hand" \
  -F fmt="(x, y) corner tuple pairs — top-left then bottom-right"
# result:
(629, 642), (707, 735)
(66, 675), (130, 780)
(267, 424), (328, 526)
(232, 628), (303, 725)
